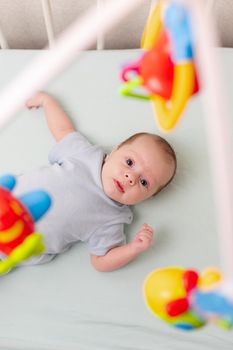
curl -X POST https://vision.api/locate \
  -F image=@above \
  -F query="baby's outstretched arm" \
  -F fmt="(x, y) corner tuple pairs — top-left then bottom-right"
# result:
(91, 224), (154, 272)
(26, 91), (75, 141)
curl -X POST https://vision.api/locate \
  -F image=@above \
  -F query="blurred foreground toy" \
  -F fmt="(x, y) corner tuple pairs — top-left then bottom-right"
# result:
(0, 174), (51, 275)
(119, 1), (199, 131)
(144, 266), (233, 330)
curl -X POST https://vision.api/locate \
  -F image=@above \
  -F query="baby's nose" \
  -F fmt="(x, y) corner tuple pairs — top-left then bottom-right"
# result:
(124, 172), (135, 185)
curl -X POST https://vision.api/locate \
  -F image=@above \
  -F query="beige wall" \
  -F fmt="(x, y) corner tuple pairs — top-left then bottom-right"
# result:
(0, 0), (232, 49)
(214, 0), (233, 47)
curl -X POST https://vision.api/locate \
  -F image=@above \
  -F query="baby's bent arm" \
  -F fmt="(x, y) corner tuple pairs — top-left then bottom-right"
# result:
(26, 91), (76, 141)
(90, 243), (141, 272)
(91, 224), (154, 272)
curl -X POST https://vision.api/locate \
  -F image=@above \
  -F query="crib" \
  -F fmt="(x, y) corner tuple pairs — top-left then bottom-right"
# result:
(0, 1), (232, 349)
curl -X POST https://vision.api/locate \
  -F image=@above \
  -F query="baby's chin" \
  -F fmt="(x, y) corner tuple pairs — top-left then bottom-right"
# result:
(105, 191), (132, 206)
(109, 194), (139, 206)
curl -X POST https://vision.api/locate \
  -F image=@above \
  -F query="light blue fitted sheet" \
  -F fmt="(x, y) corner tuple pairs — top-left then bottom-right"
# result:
(0, 48), (232, 349)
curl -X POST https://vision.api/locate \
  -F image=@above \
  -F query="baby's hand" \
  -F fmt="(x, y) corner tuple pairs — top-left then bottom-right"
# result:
(131, 223), (154, 253)
(25, 91), (47, 109)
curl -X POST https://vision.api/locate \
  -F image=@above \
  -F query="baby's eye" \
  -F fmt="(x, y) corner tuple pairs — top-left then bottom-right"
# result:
(140, 178), (148, 187)
(126, 158), (134, 167)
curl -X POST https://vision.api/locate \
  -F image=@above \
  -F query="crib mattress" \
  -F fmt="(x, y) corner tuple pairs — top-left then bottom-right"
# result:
(0, 48), (232, 349)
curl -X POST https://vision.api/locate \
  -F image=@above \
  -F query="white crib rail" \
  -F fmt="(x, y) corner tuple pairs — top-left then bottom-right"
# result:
(41, 0), (55, 48)
(185, 0), (233, 283)
(97, 0), (105, 50)
(0, 21), (8, 49)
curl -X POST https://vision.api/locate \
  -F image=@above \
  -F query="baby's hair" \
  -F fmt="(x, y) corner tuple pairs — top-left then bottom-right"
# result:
(118, 132), (177, 195)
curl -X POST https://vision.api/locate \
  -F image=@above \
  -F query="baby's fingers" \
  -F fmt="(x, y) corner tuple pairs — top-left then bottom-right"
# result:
(141, 223), (153, 233)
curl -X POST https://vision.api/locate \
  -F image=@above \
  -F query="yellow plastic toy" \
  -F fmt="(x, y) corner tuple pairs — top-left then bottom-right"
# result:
(120, 1), (199, 132)
(143, 266), (233, 330)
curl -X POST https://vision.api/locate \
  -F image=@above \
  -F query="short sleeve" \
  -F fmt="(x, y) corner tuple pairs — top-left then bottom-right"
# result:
(87, 223), (126, 256)
(48, 131), (93, 165)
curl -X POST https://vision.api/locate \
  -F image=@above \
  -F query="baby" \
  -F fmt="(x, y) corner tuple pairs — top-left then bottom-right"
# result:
(14, 91), (176, 272)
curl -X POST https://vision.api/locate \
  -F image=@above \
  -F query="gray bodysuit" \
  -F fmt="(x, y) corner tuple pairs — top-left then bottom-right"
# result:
(13, 131), (133, 265)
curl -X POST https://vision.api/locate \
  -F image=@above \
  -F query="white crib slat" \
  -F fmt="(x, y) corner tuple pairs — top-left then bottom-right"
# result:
(97, 0), (105, 50)
(0, 25), (9, 49)
(41, 0), (55, 47)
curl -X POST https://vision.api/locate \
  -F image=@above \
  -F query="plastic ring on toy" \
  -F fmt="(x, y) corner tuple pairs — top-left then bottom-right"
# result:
(119, 77), (150, 100)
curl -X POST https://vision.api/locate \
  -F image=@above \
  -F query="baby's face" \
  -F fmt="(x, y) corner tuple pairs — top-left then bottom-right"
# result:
(101, 135), (174, 205)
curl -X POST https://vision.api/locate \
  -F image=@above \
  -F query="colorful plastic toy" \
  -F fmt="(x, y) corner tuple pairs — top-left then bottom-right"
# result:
(144, 266), (233, 330)
(119, 1), (199, 131)
(0, 174), (51, 274)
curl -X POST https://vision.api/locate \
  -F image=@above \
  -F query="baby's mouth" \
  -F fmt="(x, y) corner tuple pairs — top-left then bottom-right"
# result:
(114, 179), (125, 193)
